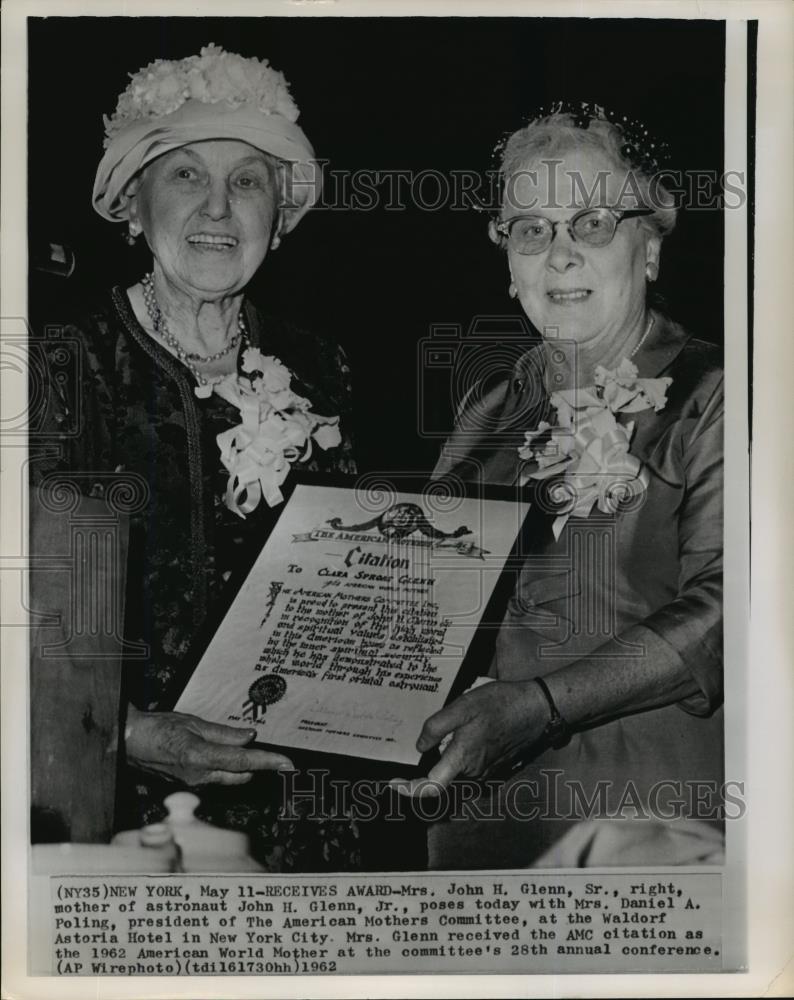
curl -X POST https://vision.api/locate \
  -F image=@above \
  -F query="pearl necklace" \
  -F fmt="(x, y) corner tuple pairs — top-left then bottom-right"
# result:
(629, 315), (655, 359)
(141, 273), (248, 387)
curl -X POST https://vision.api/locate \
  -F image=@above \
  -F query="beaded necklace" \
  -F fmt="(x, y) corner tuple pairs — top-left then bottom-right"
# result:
(141, 273), (248, 387)
(629, 315), (655, 359)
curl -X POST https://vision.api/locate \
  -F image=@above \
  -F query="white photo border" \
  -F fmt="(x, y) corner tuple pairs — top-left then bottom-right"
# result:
(2, 1), (791, 998)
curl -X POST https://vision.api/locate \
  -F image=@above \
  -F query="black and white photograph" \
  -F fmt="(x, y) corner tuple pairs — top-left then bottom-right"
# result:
(1, 1), (792, 997)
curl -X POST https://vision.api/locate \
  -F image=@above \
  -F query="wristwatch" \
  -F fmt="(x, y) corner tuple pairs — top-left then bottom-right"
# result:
(533, 676), (572, 749)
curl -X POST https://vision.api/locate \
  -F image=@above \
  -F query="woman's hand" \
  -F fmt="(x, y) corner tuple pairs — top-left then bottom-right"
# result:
(124, 704), (294, 787)
(390, 680), (551, 798)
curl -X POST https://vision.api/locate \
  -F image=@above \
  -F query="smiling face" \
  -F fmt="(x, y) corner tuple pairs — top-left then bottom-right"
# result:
(503, 148), (659, 357)
(127, 140), (279, 300)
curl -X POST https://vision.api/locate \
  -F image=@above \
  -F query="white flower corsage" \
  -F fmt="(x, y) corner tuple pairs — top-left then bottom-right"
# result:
(104, 43), (299, 145)
(202, 347), (342, 517)
(518, 358), (672, 539)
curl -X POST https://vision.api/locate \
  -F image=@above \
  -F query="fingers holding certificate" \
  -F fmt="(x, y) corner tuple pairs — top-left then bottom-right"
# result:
(388, 677), (546, 797)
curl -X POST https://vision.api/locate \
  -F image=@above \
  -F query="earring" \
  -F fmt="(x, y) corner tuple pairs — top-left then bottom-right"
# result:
(645, 261), (659, 282)
(270, 234), (282, 251)
(124, 222), (141, 246)
(508, 281), (517, 299)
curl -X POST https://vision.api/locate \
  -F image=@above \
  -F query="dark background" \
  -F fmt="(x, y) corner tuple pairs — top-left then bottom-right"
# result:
(29, 17), (725, 473)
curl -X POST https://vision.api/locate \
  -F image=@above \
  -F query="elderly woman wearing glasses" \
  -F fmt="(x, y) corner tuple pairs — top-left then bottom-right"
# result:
(36, 47), (358, 864)
(399, 107), (725, 868)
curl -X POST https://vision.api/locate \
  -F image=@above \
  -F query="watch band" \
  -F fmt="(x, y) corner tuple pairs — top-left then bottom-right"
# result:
(533, 676), (572, 749)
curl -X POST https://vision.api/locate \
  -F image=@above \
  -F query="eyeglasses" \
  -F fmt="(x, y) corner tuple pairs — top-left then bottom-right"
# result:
(493, 207), (654, 255)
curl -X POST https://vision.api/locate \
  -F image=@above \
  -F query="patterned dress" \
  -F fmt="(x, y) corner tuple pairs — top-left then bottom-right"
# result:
(32, 286), (363, 870)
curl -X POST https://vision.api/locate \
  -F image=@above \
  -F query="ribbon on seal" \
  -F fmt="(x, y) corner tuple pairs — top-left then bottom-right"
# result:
(207, 347), (342, 517)
(518, 358), (672, 540)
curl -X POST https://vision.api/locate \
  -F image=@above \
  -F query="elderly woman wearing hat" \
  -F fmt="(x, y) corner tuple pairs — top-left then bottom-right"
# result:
(38, 46), (356, 855)
(397, 106), (725, 869)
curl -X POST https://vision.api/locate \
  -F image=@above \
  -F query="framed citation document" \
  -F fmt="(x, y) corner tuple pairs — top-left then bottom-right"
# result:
(176, 481), (529, 774)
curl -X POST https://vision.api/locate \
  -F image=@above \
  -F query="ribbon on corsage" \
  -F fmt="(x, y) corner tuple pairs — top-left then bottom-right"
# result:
(199, 347), (342, 517)
(518, 358), (672, 540)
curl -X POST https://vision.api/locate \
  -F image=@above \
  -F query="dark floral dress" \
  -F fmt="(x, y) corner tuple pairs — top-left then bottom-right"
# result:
(32, 286), (362, 870)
